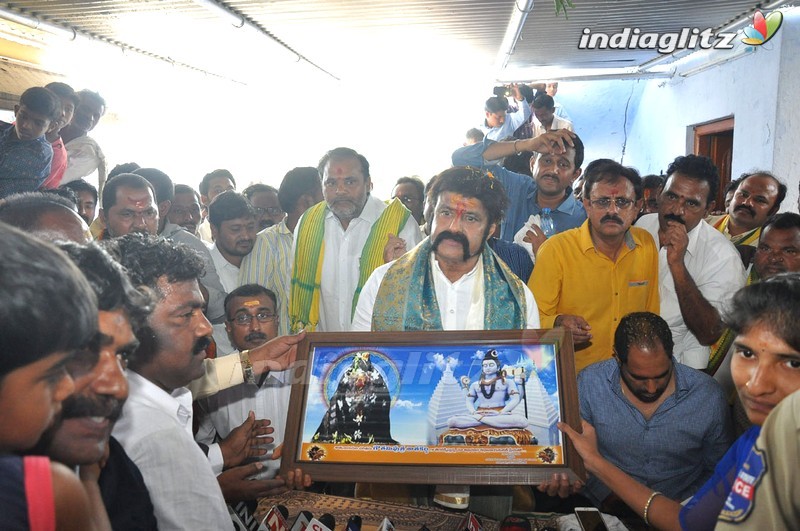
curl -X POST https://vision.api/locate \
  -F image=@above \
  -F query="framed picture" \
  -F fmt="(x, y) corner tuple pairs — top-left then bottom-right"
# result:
(280, 329), (585, 485)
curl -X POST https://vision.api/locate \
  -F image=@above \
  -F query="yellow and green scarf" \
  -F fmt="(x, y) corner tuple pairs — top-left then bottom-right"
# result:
(705, 268), (758, 375)
(713, 215), (761, 246)
(289, 198), (411, 332)
(371, 237), (527, 331)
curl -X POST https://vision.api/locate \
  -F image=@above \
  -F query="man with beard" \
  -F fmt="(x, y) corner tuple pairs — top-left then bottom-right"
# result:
(290, 147), (422, 332)
(208, 191), (257, 293)
(196, 284), (291, 524)
(707, 171), (786, 247)
(33, 241), (159, 530)
(545, 312), (732, 514)
(207, 191), (257, 354)
(110, 234), (274, 530)
(531, 158), (659, 372)
(352, 167), (538, 512)
(636, 155), (745, 370)
(452, 129), (585, 244)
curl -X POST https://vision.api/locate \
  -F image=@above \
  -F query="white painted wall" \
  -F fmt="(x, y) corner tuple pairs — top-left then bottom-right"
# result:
(554, 79), (646, 169)
(627, 41), (780, 181)
(556, 9), (799, 212)
(773, 10), (800, 212)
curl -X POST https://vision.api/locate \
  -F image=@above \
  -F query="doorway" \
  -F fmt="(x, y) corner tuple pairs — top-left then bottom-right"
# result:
(693, 117), (734, 208)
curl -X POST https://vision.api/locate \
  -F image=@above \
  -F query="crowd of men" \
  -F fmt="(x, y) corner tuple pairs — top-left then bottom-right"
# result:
(1, 80), (799, 529)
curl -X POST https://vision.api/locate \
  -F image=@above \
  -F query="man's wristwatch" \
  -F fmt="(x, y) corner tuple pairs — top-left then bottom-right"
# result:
(239, 349), (256, 385)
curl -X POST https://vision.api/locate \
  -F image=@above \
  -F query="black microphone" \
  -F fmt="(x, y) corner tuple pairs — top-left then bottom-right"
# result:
(290, 510), (313, 531)
(318, 514), (336, 530)
(346, 515), (362, 531)
(377, 517), (395, 530)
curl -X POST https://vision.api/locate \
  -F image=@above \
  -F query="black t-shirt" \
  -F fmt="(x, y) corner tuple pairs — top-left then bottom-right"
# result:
(98, 436), (159, 530)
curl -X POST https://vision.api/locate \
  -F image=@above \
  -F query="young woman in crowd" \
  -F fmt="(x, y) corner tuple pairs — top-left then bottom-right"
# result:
(560, 272), (800, 530)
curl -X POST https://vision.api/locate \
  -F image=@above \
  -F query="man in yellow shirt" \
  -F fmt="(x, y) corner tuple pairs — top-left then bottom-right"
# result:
(529, 158), (659, 372)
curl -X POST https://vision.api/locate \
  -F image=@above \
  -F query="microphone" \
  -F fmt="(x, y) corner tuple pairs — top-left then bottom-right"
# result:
(290, 511), (313, 531)
(418, 526), (431, 531)
(228, 506), (249, 531)
(346, 515), (362, 531)
(377, 517), (395, 531)
(499, 514), (532, 531)
(458, 512), (483, 531)
(259, 505), (289, 531)
(306, 513), (336, 531)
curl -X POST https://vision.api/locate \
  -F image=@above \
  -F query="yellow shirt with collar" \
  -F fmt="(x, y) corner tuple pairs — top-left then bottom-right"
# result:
(529, 220), (660, 372)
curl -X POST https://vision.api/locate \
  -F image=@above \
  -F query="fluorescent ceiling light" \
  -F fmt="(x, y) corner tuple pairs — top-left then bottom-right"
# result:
(495, 0), (535, 71)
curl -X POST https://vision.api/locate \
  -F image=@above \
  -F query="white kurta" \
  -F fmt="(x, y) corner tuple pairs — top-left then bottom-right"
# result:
(292, 194), (422, 332)
(352, 254), (540, 331)
(636, 214), (746, 368)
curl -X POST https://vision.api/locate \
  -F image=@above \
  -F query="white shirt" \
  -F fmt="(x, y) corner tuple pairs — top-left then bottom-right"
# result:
(531, 114), (574, 137)
(196, 360), (293, 480)
(352, 253), (540, 331)
(293, 194), (423, 332)
(197, 219), (214, 245)
(62, 135), (106, 188)
(112, 372), (231, 531)
(210, 243), (240, 293)
(635, 214), (746, 369)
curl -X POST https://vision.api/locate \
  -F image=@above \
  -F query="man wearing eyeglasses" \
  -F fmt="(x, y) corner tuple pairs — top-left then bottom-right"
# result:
(636, 155), (745, 369)
(243, 183), (285, 231)
(196, 284), (291, 522)
(530, 158), (660, 372)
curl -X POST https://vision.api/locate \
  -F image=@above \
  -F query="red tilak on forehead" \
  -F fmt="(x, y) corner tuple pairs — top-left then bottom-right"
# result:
(335, 166), (343, 175)
(454, 200), (468, 221)
(133, 199), (148, 208)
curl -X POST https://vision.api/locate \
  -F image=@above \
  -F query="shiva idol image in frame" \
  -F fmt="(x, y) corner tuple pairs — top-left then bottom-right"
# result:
(280, 329), (585, 485)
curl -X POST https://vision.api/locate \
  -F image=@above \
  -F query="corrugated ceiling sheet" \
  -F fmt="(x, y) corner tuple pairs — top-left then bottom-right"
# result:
(1, 0), (781, 85)
(510, 0), (769, 70)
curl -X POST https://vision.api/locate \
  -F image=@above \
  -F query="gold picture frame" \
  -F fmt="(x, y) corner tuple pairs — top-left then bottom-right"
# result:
(280, 329), (585, 484)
